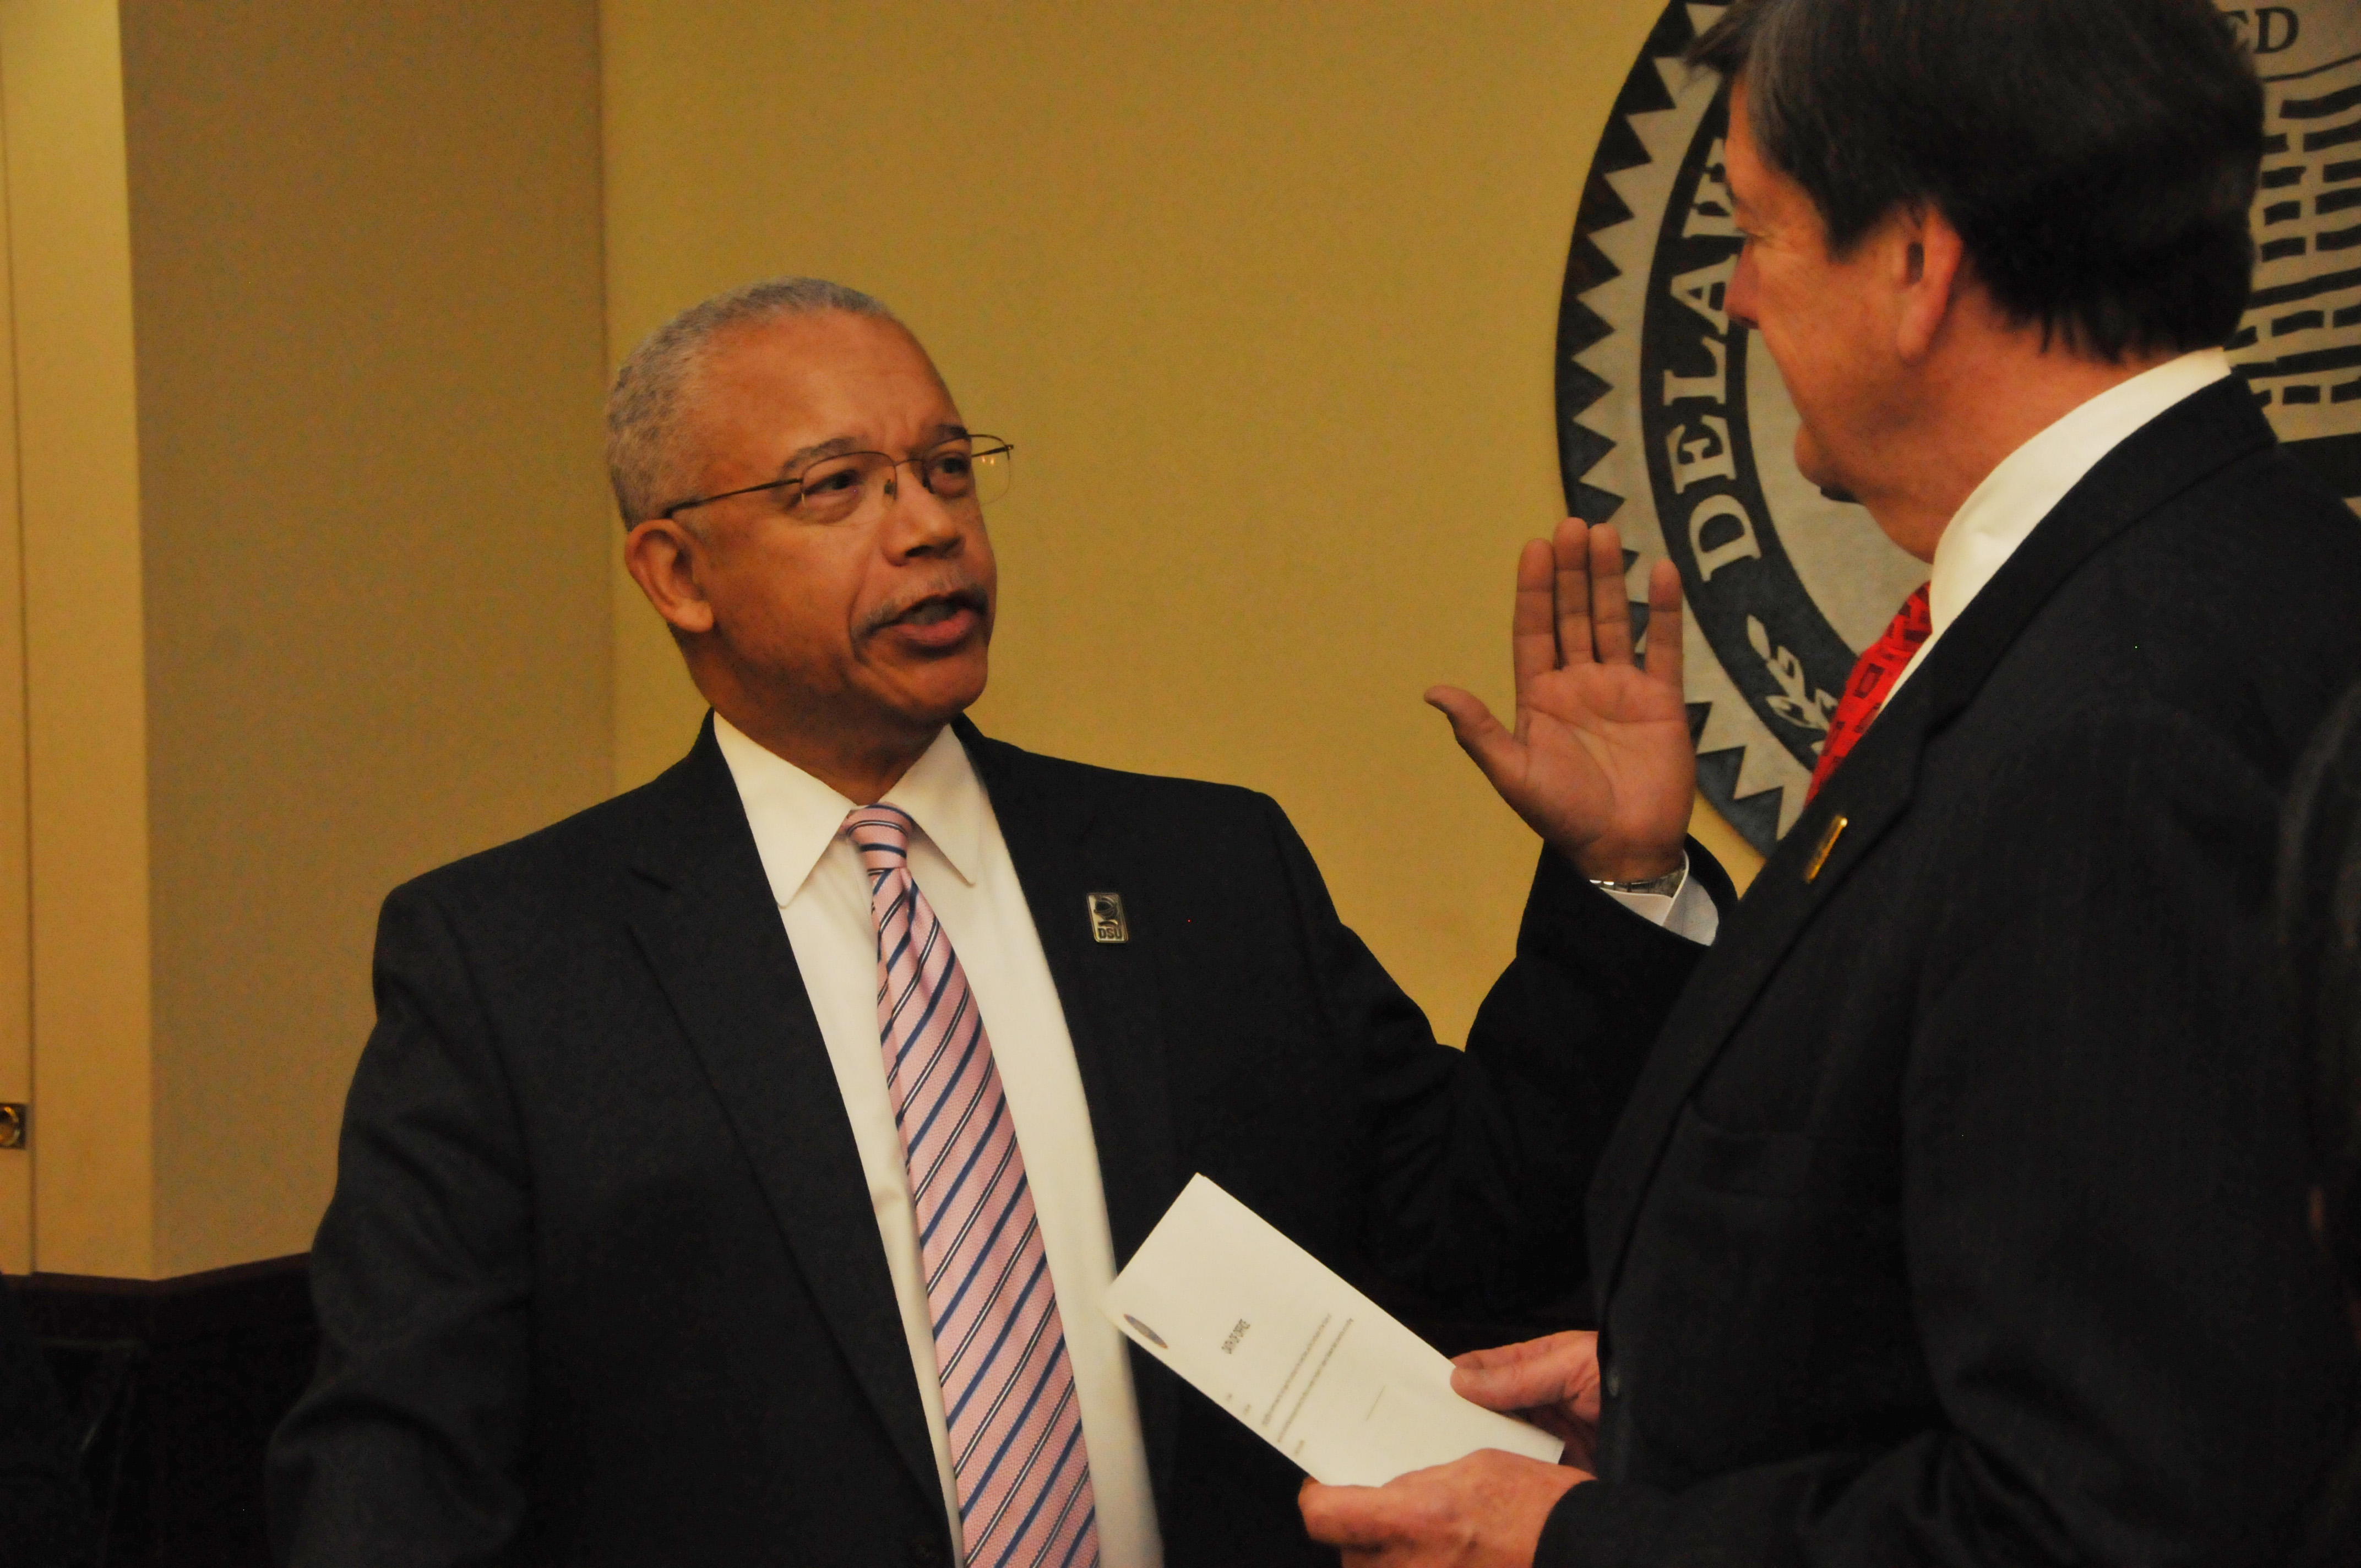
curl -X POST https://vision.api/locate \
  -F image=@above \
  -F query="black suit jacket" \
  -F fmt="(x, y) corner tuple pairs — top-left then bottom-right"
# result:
(268, 716), (1723, 1566)
(1533, 379), (2361, 1565)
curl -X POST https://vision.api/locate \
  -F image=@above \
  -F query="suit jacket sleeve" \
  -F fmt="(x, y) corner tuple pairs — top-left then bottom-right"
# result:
(1538, 704), (2357, 1566)
(1258, 796), (1724, 1314)
(268, 883), (537, 1567)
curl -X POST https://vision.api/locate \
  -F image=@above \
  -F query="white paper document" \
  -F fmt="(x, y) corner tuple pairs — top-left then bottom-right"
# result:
(1100, 1174), (1564, 1487)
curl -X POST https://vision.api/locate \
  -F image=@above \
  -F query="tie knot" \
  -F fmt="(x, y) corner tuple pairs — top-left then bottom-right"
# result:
(1896, 582), (1933, 643)
(843, 804), (918, 878)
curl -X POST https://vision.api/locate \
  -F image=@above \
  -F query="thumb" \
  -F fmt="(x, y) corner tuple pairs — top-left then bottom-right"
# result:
(1297, 1482), (1400, 1549)
(1424, 685), (1524, 790)
(1450, 1332), (1595, 1412)
(1452, 1353), (1571, 1414)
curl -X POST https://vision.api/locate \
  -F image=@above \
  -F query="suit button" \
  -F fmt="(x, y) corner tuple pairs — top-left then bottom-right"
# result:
(908, 1537), (946, 1568)
(1603, 1362), (1622, 1400)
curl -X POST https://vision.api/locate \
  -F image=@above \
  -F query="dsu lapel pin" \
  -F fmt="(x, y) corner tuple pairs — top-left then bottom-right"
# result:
(1805, 814), (1848, 883)
(1088, 892), (1130, 944)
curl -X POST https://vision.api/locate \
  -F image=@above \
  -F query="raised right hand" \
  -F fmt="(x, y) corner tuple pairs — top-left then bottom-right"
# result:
(1427, 518), (1695, 882)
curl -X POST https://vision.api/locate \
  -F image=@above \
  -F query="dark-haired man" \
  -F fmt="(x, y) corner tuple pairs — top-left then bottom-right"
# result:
(1303, 0), (2361, 1563)
(266, 279), (1679, 1567)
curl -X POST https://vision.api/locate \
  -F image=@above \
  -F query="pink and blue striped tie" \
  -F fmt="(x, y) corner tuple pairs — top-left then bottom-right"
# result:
(846, 805), (1101, 1568)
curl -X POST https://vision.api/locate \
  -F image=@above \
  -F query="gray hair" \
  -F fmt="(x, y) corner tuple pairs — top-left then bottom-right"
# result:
(605, 276), (898, 526)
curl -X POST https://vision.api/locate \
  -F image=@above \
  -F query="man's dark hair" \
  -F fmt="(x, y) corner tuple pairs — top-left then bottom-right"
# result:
(2281, 680), (2361, 1304)
(1689, 0), (2264, 361)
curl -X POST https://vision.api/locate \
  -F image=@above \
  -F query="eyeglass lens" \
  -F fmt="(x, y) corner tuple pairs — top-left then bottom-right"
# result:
(787, 442), (1012, 524)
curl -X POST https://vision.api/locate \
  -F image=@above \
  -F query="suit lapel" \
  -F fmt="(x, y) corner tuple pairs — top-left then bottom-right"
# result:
(1588, 378), (2280, 1305)
(956, 720), (1186, 1502)
(957, 721), (1180, 1261)
(1585, 690), (1924, 1301)
(620, 721), (942, 1514)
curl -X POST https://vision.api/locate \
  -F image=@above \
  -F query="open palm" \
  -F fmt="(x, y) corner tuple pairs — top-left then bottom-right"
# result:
(1428, 519), (1696, 882)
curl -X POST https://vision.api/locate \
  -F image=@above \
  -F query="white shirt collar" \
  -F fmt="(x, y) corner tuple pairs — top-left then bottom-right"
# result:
(712, 716), (986, 908)
(1889, 347), (2231, 695)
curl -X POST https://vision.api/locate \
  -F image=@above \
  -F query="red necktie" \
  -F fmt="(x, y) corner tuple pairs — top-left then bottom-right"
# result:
(1807, 584), (1932, 802)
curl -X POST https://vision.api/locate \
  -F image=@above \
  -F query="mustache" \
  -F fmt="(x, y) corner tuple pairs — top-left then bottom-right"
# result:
(858, 580), (991, 638)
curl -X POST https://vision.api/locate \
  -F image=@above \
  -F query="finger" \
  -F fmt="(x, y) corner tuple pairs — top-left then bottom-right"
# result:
(1511, 538), (1558, 699)
(1553, 518), (1595, 666)
(1425, 686), (1524, 788)
(1588, 523), (1635, 666)
(1453, 1353), (1581, 1412)
(1451, 1331), (1595, 1409)
(1453, 1364), (1570, 1412)
(1642, 558), (1684, 690)
(1449, 1333), (1565, 1372)
(1297, 1482), (1405, 1549)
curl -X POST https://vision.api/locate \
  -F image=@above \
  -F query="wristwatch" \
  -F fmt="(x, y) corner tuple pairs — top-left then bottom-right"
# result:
(1591, 863), (1686, 898)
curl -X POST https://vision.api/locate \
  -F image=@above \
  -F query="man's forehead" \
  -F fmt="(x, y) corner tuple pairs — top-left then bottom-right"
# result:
(1722, 87), (1766, 202)
(1722, 99), (1809, 234)
(695, 314), (959, 452)
(706, 312), (942, 395)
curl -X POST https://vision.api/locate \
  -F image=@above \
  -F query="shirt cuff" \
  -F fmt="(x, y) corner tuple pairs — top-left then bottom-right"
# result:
(1597, 852), (1720, 946)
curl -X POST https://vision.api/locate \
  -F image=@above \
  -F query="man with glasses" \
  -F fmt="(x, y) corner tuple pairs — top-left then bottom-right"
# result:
(268, 277), (1690, 1567)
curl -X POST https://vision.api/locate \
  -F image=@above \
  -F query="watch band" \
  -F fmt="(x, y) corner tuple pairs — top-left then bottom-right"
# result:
(1591, 864), (1686, 898)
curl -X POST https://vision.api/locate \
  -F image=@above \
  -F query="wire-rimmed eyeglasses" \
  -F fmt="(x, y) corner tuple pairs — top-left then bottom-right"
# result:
(655, 435), (1014, 526)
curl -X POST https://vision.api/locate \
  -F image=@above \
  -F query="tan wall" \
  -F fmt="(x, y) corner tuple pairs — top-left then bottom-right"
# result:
(602, 0), (1761, 1049)
(0, 0), (613, 1278)
(3, 0), (154, 1277)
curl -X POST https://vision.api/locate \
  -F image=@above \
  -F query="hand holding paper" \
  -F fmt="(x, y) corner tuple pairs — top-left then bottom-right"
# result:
(1098, 1174), (1564, 1487)
(1449, 1330), (1603, 1471)
(1297, 1332), (1603, 1565)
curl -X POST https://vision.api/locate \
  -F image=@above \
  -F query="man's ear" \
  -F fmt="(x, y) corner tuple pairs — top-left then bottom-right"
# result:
(624, 517), (718, 636)
(1892, 202), (1967, 363)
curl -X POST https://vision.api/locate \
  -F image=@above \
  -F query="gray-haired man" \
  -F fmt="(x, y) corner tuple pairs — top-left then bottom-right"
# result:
(266, 279), (1709, 1567)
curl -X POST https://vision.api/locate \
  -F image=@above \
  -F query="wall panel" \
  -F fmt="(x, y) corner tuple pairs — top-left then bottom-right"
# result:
(2, 0), (153, 1279)
(121, 0), (611, 1275)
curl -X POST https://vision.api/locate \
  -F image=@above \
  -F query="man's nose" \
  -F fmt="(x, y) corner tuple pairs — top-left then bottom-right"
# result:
(879, 470), (967, 556)
(1725, 252), (1760, 330)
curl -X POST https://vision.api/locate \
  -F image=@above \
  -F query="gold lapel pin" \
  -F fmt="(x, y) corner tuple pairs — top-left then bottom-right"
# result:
(1805, 814), (1848, 883)
(1087, 892), (1130, 944)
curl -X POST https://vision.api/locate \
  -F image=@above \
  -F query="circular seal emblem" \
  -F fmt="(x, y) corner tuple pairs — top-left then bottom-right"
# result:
(1558, 1), (2361, 853)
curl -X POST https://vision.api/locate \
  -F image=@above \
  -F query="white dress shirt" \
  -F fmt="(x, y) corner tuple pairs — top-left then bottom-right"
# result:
(714, 717), (1163, 1567)
(1629, 347), (2232, 945)
(1601, 858), (1722, 944)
